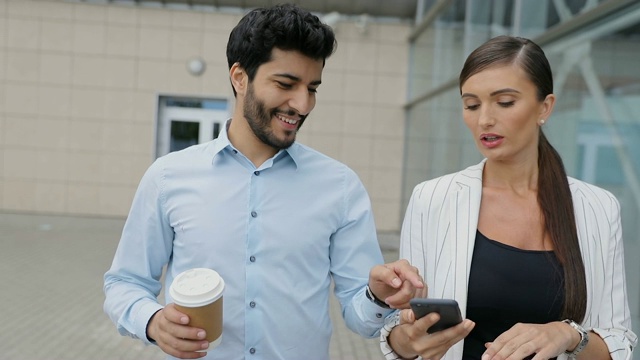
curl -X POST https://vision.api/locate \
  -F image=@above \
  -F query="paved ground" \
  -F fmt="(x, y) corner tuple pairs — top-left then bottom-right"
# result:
(0, 212), (400, 360)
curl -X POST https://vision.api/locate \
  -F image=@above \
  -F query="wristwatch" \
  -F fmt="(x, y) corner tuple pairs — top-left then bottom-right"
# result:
(562, 319), (589, 358)
(365, 285), (391, 309)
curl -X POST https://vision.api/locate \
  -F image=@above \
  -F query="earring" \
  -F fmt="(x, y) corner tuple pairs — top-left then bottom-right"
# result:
(539, 119), (545, 125)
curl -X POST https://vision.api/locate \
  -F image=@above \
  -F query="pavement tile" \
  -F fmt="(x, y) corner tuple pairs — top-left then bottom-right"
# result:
(0, 212), (398, 360)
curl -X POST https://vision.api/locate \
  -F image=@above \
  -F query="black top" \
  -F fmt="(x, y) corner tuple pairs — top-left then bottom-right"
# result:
(462, 231), (564, 360)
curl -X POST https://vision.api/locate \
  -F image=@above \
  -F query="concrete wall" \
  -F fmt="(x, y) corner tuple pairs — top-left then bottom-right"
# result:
(0, 0), (411, 231)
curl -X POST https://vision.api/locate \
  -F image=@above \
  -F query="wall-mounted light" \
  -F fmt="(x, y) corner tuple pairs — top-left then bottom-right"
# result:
(187, 57), (206, 76)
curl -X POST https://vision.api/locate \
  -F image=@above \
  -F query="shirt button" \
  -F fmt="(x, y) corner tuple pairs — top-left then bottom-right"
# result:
(250, 301), (256, 308)
(249, 256), (256, 262)
(251, 211), (257, 218)
(249, 348), (256, 354)
(376, 313), (383, 318)
(254, 170), (260, 176)
(233, 149), (238, 154)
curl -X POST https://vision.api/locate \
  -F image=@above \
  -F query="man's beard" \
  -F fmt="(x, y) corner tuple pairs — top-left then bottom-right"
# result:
(243, 83), (306, 150)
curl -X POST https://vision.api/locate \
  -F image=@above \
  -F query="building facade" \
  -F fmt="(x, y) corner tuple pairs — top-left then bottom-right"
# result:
(1, 0), (639, 350)
(404, 0), (640, 353)
(0, 0), (411, 231)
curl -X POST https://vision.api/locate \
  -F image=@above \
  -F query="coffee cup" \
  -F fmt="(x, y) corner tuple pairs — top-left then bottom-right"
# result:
(169, 268), (225, 351)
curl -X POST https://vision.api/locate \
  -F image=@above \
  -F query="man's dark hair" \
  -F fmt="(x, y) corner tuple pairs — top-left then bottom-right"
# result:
(226, 3), (336, 89)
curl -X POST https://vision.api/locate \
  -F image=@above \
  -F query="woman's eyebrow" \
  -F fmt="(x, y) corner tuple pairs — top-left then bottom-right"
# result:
(490, 88), (520, 96)
(461, 88), (521, 98)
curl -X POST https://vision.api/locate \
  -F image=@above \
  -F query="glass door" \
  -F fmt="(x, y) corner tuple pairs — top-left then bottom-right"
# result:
(155, 96), (229, 158)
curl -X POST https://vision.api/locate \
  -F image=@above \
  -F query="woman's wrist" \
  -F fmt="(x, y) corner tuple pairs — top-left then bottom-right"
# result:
(565, 326), (581, 352)
(562, 320), (589, 357)
(388, 327), (419, 360)
(381, 312), (418, 360)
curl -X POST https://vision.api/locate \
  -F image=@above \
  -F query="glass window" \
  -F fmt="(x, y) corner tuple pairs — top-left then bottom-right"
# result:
(170, 121), (199, 153)
(404, 0), (640, 337)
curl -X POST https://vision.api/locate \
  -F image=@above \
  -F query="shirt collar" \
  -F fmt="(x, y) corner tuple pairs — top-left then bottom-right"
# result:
(209, 119), (233, 157)
(211, 119), (301, 170)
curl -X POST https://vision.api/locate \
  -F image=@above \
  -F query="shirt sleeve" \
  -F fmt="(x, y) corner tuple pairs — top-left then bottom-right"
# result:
(103, 159), (174, 344)
(379, 187), (424, 360)
(330, 168), (394, 338)
(584, 194), (638, 359)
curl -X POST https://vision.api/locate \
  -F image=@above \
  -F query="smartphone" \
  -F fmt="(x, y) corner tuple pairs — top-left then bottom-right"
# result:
(409, 298), (462, 333)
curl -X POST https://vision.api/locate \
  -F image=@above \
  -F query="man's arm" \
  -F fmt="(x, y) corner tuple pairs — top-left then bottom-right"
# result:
(103, 160), (174, 343)
(330, 171), (424, 337)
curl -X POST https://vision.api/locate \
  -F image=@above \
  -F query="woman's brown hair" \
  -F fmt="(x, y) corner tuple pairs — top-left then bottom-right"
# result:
(459, 35), (587, 322)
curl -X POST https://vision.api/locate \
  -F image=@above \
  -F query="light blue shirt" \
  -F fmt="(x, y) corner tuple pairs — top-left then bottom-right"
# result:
(103, 121), (392, 360)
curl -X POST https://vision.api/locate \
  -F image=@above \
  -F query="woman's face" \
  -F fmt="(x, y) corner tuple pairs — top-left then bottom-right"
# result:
(460, 64), (554, 164)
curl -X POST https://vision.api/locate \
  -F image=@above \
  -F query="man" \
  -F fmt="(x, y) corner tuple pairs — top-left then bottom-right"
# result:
(104, 4), (423, 360)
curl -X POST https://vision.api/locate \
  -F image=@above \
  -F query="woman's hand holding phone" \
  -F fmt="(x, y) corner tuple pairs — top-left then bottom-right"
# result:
(410, 298), (463, 332)
(387, 299), (475, 360)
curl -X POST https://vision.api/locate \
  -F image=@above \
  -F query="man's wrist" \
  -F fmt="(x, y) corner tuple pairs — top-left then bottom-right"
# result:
(136, 301), (164, 345)
(146, 309), (162, 343)
(366, 285), (391, 309)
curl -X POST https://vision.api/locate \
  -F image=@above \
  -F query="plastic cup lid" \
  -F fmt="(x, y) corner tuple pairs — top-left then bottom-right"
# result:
(169, 268), (225, 307)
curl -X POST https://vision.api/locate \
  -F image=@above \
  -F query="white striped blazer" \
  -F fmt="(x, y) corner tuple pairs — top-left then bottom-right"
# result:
(395, 160), (637, 360)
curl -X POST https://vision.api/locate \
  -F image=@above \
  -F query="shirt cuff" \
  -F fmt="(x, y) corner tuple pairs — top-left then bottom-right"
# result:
(380, 311), (420, 360)
(134, 301), (164, 345)
(360, 290), (395, 322)
(591, 327), (636, 360)
(380, 311), (403, 359)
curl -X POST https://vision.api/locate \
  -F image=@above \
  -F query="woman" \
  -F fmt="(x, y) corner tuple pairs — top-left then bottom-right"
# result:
(379, 35), (637, 360)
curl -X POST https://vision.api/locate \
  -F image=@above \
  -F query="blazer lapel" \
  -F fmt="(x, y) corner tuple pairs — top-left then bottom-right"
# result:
(450, 161), (483, 315)
(445, 161), (483, 359)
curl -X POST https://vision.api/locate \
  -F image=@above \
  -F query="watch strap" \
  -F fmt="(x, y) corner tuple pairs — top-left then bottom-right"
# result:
(562, 319), (589, 358)
(365, 285), (391, 309)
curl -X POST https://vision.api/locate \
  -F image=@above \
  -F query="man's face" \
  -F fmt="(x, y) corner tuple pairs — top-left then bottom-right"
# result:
(242, 49), (324, 150)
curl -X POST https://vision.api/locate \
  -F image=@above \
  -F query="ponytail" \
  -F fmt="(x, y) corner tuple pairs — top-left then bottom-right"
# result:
(538, 131), (587, 322)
